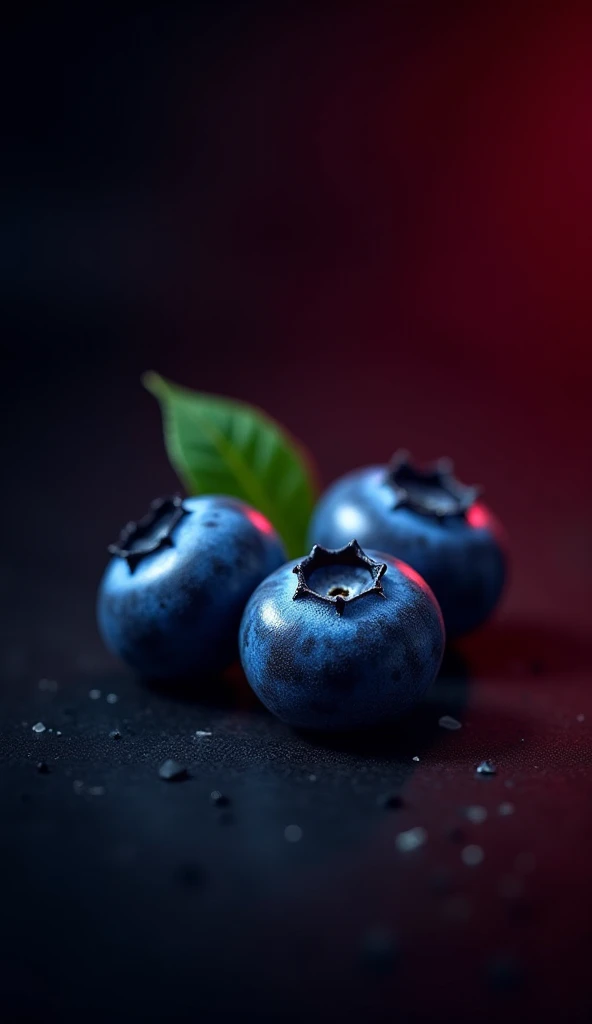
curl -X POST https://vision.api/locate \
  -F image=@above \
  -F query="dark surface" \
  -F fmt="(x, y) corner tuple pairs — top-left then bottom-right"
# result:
(3, 620), (592, 1023)
(3, 4), (592, 1022)
(3, 511), (592, 1024)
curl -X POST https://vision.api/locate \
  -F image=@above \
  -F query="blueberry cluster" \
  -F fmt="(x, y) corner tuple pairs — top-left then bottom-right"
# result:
(97, 454), (506, 730)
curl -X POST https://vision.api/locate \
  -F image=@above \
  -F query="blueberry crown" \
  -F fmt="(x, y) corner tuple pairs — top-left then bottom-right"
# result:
(108, 495), (189, 572)
(385, 450), (480, 519)
(292, 540), (387, 615)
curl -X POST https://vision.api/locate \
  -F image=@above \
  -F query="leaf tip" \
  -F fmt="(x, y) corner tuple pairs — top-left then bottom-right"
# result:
(142, 370), (165, 398)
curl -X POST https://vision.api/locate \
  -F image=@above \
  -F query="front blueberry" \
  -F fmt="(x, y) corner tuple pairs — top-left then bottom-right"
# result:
(97, 495), (286, 679)
(308, 452), (507, 636)
(239, 540), (445, 730)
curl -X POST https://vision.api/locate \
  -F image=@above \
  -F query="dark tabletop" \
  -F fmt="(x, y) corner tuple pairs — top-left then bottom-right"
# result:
(3, 5), (592, 1022)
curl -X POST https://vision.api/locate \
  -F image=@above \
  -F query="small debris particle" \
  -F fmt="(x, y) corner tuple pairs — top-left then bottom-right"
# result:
(577, 713), (585, 723)
(486, 954), (524, 992)
(106, 693), (119, 704)
(476, 760), (496, 776)
(395, 826), (427, 853)
(38, 678), (58, 692)
(109, 729), (122, 740)
(158, 759), (189, 782)
(195, 730), (212, 738)
(32, 722), (46, 734)
(461, 844), (485, 867)
(174, 864), (203, 888)
(439, 715), (462, 731)
(284, 824), (303, 843)
(89, 785), (105, 797)
(378, 792), (403, 810)
(308, 774), (317, 782)
(89, 689), (101, 700)
(412, 756), (420, 762)
(73, 780), (85, 795)
(210, 790), (230, 807)
(514, 851), (536, 874)
(498, 802), (515, 816)
(464, 805), (488, 824)
(361, 927), (399, 972)
(36, 762), (50, 774)
(498, 875), (524, 900)
(56, 731), (62, 736)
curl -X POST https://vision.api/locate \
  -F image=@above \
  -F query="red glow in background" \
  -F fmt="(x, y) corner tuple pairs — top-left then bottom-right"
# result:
(4, 2), (591, 644)
(146, 5), (589, 633)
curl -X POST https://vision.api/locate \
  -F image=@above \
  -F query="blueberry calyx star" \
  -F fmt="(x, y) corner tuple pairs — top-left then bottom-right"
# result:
(292, 540), (387, 615)
(385, 450), (481, 519)
(108, 495), (189, 572)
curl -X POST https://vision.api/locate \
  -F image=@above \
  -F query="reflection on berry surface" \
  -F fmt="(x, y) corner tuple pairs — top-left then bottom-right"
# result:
(309, 453), (507, 636)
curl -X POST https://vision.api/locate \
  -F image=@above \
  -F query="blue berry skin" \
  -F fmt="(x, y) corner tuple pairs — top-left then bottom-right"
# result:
(97, 496), (286, 679)
(308, 463), (506, 637)
(239, 542), (445, 731)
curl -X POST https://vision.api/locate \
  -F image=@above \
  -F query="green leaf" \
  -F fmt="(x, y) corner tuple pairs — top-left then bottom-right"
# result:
(143, 372), (318, 559)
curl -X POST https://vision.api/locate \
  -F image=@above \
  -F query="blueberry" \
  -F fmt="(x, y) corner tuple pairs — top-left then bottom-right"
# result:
(97, 495), (286, 679)
(239, 540), (444, 730)
(308, 452), (506, 636)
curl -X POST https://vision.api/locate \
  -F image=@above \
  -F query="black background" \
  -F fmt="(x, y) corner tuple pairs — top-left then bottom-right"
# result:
(2, 5), (592, 1022)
